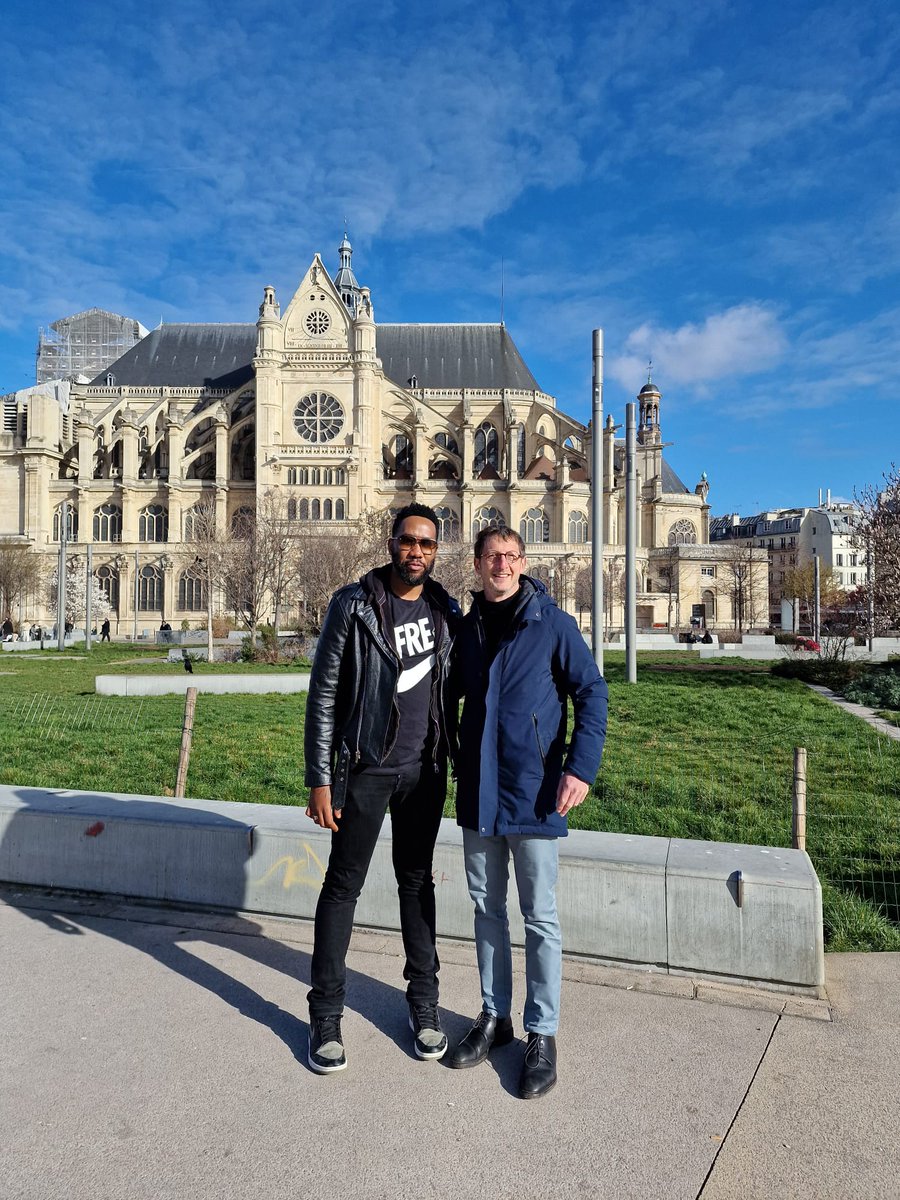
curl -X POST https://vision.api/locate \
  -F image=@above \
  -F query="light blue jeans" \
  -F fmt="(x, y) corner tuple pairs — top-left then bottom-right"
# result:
(462, 828), (561, 1035)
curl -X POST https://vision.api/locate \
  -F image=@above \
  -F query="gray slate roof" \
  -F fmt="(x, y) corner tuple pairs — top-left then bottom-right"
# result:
(93, 321), (541, 394)
(376, 324), (540, 391)
(661, 460), (690, 494)
(90, 325), (258, 390)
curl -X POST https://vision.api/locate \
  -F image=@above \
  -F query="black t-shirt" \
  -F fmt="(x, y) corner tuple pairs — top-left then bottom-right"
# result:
(475, 587), (522, 660)
(380, 590), (436, 769)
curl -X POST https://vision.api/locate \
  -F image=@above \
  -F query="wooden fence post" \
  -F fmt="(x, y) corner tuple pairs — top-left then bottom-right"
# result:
(792, 746), (807, 851)
(175, 687), (198, 798)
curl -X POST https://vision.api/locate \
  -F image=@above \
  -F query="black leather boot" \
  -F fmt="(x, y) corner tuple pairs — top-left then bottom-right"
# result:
(518, 1032), (557, 1099)
(448, 1010), (515, 1069)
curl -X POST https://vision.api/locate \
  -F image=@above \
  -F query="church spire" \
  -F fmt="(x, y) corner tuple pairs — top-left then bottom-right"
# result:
(334, 230), (361, 316)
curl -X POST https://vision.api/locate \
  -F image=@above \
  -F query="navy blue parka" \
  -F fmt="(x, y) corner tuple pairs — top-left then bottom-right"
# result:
(452, 576), (608, 838)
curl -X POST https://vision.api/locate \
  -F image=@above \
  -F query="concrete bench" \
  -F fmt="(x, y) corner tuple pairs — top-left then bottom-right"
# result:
(0, 786), (824, 995)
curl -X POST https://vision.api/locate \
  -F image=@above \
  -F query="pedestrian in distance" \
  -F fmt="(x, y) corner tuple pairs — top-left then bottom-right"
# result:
(448, 526), (608, 1099)
(100, 618), (111, 643)
(303, 503), (461, 1074)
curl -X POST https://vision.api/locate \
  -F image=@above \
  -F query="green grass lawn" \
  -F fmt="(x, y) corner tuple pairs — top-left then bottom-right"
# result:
(1, 644), (898, 951)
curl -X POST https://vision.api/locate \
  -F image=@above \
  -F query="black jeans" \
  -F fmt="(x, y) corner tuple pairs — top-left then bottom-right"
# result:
(308, 761), (445, 1018)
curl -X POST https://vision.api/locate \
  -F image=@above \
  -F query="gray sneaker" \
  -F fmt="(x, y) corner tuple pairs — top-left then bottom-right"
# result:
(308, 1014), (347, 1074)
(408, 1003), (448, 1060)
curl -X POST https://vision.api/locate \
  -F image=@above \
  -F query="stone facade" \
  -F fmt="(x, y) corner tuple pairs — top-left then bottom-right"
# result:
(1, 242), (755, 632)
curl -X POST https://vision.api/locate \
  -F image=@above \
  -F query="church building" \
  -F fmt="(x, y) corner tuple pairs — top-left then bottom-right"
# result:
(1, 239), (757, 632)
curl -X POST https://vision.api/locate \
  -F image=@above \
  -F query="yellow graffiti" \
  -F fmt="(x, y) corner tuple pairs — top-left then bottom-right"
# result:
(257, 844), (327, 891)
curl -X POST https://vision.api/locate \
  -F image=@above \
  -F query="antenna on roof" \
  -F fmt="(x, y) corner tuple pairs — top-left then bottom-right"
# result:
(647, 358), (653, 384)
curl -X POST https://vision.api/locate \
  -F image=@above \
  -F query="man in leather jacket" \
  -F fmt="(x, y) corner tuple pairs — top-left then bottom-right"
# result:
(304, 503), (461, 1074)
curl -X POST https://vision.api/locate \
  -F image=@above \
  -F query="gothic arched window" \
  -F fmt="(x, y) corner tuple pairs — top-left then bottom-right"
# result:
(178, 572), (206, 611)
(521, 506), (549, 543)
(138, 565), (163, 611)
(473, 422), (499, 475)
(139, 504), (168, 543)
(93, 503), (122, 543)
(96, 564), (119, 611)
(668, 519), (698, 546)
(568, 511), (588, 544)
(472, 506), (504, 540)
(434, 506), (460, 542)
(52, 503), (78, 543)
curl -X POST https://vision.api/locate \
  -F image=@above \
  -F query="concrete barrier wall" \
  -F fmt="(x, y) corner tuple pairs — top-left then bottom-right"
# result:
(0, 785), (825, 994)
(95, 675), (311, 696)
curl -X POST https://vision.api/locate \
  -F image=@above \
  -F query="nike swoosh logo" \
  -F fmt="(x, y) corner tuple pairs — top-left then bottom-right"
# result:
(397, 653), (435, 694)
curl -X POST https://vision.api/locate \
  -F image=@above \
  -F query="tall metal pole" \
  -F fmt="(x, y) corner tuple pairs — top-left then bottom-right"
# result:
(57, 500), (68, 651)
(85, 543), (93, 651)
(590, 329), (604, 674)
(625, 402), (637, 683)
(133, 548), (139, 642)
(813, 555), (821, 643)
(866, 542), (874, 653)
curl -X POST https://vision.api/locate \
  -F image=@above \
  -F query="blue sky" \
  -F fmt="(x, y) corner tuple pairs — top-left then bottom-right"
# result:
(2, 0), (897, 515)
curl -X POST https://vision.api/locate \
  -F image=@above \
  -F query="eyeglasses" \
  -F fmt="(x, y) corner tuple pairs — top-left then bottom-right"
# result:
(480, 552), (523, 565)
(393, 534), (438, 553)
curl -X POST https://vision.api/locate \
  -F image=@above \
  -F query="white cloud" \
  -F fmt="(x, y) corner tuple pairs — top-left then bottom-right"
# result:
(609, 304), (787, 390)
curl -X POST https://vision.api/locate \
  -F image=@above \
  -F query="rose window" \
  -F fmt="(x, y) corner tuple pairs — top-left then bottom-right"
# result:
(293, 393), (344, 444)
(305, 310), (331, 336)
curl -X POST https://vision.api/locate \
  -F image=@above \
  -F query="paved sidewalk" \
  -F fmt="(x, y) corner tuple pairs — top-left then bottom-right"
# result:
(1, 889), (897, 1200)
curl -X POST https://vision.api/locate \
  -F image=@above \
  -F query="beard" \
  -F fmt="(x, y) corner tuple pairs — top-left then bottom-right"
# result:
(391, 548), (436, 587)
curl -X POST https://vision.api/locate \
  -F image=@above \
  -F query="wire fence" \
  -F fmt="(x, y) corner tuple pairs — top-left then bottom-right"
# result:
(9, 693), (148, 738)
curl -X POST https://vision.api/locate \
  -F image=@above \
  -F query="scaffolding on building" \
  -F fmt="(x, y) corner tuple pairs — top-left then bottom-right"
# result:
(36, 308), (149, 385)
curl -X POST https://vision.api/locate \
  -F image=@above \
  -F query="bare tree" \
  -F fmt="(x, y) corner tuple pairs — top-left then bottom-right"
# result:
(182, 493), (235, 660)
(254, 489), (302, 635)
(431, 535), (475, 612)
(654, 544), (680, 631)
(715, 542), (768, 632)
(855, 463), (900, 634)
(0, 540), (43, 626)
(782, 562), (843, 633)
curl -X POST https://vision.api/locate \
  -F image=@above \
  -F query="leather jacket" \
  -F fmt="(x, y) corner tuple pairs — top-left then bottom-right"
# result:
(303, 565), (461, 809)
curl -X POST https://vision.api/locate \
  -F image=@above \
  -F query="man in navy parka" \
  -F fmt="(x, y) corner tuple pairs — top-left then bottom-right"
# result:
(448, 524), (608, 1098)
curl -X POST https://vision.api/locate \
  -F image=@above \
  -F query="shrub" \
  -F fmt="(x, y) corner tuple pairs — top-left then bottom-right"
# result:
(844, 671), (900, 710)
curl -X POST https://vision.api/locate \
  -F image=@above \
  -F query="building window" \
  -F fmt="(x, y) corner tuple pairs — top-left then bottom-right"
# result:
(299, 499), (309, 520)
(668, 518), (698, 546)
(305, 310), (331, 336)
(139, 504), (168, 542)
(323, 499), (332, 520)
(568, 511), (588, 544)
(473, 422), (499, 475)
(52, 503), (78, 543)
(434, 506), (460, 542)
(231, 507), (254, 536)
(93, 503), (122, 542)
(311, 499), (321, 520)
(383, 433), (413, 479)
(850, 553), (858, 567)
(434, 431), (459, 456)
(472, 506), (504, 540)
(96, 564), (119, 611)
(335, 499), (345, 519)
(293, 392), (343, 444)
(850, 571), (857, 584)
(138, 565), (163, 611)
(178, 572), (206, 611)
(517, 427), (526, 475)
(836, 553), (843, 566)
(521, 506), (549, 543)
(701, 566), (716, 577)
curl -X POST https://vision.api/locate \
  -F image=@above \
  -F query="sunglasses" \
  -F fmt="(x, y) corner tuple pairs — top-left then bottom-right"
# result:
(393, 534), (438, 553)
